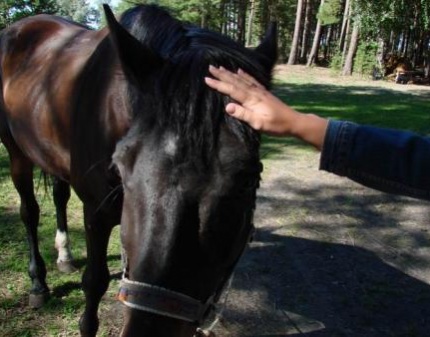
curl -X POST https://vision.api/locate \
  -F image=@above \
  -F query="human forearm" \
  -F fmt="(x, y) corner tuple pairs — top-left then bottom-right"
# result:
(321, 120), (430, 200)
(289, 112), (328, 151)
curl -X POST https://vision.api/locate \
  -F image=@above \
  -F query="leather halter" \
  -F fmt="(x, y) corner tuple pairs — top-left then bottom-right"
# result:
(118, 276), (214, 323)
(117, 226), (255, 325)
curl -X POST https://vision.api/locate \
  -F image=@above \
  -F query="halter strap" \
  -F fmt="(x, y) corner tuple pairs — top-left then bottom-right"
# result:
(117, 225), (255, 325)
(118, 277), (213, 323)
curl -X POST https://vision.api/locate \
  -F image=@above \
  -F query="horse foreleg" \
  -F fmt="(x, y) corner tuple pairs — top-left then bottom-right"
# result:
(10, 154), (49, 308)
(79, 204), (114, 337)
(53, 177), (77, 273)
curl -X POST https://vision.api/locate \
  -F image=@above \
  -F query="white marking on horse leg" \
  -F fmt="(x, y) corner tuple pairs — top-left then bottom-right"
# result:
(55, 229), (73, 263)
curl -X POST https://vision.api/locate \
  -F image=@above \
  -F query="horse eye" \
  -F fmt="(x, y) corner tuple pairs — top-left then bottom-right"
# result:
(113, 143), (138, 175)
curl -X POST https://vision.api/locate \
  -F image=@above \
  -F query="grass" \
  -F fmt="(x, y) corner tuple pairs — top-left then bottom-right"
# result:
(0, 66), (430, 336)
(261, 67), (430, 159)
(0, 147), (122, 337)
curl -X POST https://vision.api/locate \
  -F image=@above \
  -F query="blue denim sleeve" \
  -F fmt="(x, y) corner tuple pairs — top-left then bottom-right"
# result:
(320, 120), (430, 201)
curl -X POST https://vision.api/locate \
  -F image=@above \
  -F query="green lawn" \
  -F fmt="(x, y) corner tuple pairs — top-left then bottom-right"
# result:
(262, 67), (430, 158)
(0, 153), (122, 336)
(1, 66), (429, 336)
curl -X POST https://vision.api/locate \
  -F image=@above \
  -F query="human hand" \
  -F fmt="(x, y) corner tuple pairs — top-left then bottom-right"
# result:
(205, 66), (299, 136)
(205, 66), (328, 150)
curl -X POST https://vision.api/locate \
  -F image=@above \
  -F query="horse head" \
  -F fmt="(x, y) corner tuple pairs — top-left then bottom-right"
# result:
(105, 5), (277, 336)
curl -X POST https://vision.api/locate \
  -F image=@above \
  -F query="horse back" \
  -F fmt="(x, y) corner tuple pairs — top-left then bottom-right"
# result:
(0, 15), (108, 181)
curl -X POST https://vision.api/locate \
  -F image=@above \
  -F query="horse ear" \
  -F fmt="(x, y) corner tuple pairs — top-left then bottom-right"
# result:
(103, 4), (163, 80)
(254, 22), (278, 72)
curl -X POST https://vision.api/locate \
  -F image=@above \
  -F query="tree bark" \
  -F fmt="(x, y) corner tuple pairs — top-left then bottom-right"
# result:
(402, 29), (410, 57)
(339, 0), (350, 52)
(246, 0), (256, 46)
(323, 25), (333, 61)
(342, 22), (359, 76)
(341, 9), (351, 67)
(220, 0), (227, 34)
(306, 0), (325, 67)
(288, 0), (304, 65)
(200, 3), (208, 29)
(237, 0), (247, 44)
(299, 0), (311, 62)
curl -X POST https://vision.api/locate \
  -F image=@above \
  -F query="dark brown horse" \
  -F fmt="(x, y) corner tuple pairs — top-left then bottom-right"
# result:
(0, 4), (276, 336)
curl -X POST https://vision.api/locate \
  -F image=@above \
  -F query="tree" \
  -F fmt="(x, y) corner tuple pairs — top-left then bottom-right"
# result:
(56, 0), (93, 25)
(338, 0), (350, 51)
(287, 0), (304, 65)
(236, 0), (248, 44)
(342, 21), (359, 75)
(245, 0), (256, 46)
(318, 0), (342, 25)
(299, 0), (311, 62)
(0, 0), (57, 29)
(306, 0), (325, 66)
(0, 0), (16, 28)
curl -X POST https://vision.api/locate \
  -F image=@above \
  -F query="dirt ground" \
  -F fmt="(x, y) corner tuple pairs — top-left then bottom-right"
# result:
(206, 67), (430, 337)
(208, 148), (430, 337)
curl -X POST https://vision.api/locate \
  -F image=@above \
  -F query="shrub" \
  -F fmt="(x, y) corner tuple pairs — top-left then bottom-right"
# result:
(354, 41), (379, 76)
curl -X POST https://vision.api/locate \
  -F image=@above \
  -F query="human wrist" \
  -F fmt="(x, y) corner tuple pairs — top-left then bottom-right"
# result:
(289, 112), (328, 150)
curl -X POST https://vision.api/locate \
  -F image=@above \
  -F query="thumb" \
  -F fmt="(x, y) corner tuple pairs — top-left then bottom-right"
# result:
(225, 103), (253, 125)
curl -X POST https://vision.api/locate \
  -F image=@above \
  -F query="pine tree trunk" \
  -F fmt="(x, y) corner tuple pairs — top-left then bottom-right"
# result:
(339, 0), (350, 51)
(259, 0), (270, 41)
(200, 5), (208, 29)
(246, 0), (256, 46)
(423, 31), (430, 78)
(323, 25), (333, 61)
(299, 0), (311, 62)
(402, 30), (410, 57)
(220, 0), (227, 34)
(388, 30), (394, 53)
(288, 0), (304, 65)
(306, 0), (324, 67)
(341, 12), (351, 67)
(237, 0), (247, 44)
(342, 22), (359, 76)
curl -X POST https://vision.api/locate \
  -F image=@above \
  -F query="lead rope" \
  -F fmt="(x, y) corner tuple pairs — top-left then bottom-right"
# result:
(194, 275), (235, 337)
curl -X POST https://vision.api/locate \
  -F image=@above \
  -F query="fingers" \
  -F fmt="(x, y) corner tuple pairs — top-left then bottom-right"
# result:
(204, 76), (250, 104)
(208, 65), (237, 86)
(237, 68), (265, 89)
(205, 65), (264, 104)
(225, 103), (260, 130)
(208, 65), (264, 89)
(205, 65), (265, 131)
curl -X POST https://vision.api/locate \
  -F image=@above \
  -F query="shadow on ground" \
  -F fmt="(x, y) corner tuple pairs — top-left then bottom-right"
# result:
(225, 232), (430, 337)
(214, 169), (430, 337)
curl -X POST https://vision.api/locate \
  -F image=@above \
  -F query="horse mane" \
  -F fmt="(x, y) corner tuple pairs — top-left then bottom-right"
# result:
(119, 5), (270, 164)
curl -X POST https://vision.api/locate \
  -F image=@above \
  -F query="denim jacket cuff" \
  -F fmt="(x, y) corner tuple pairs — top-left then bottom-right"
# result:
(319, 120), (358, 176)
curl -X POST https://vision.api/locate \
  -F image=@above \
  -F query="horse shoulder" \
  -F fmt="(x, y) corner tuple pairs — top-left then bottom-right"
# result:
(0, 15), (107, 181)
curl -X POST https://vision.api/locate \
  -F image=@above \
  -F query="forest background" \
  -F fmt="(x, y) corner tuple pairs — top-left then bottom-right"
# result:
(1, 0), (430, 78)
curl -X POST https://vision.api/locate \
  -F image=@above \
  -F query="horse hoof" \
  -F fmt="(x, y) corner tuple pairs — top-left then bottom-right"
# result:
(29, 292), (50, 309)
(57, 260), (78, 273)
